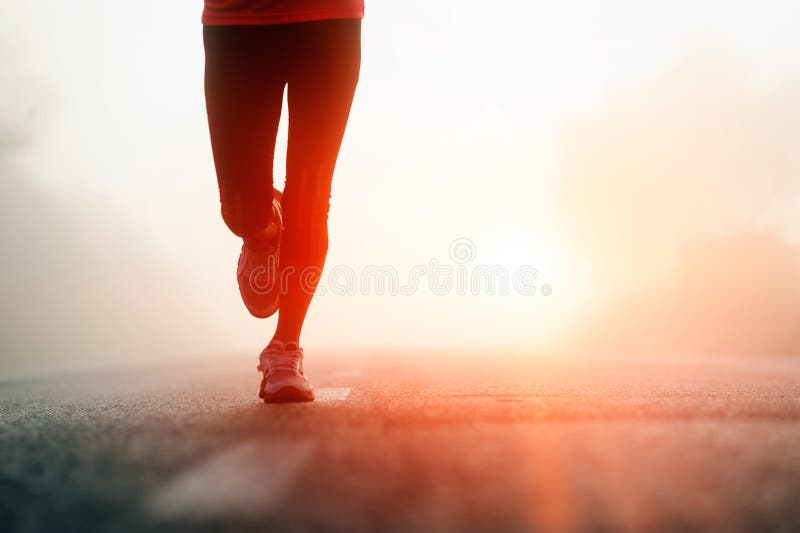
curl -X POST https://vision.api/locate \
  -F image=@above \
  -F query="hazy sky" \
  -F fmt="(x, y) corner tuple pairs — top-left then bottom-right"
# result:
(2, 1), (800, 373)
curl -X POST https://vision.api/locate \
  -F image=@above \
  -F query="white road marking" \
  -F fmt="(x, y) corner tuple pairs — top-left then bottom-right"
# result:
(330, 369), (362, 379)
(315, 387), (351, 401)
(149, 439), (313, 520)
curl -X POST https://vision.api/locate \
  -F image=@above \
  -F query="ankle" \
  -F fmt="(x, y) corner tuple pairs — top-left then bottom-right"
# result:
(271, 334), (300, 347)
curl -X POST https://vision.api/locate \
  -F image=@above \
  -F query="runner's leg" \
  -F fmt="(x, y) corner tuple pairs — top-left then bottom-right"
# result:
(204, 25), (287, 239)
(273, 19), (362, 343)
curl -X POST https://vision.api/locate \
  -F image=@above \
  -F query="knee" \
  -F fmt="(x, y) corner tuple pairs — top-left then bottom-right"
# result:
(220, 186), (273, 238)
(281, 167), (333, 254)
(283, 166), (333, 228)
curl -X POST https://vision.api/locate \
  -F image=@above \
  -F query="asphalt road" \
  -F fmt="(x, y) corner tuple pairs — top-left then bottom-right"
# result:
(1, 353), (799, 533)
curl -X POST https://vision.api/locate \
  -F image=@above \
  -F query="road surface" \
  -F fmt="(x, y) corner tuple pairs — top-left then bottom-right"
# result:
(1, 353), (800, 532)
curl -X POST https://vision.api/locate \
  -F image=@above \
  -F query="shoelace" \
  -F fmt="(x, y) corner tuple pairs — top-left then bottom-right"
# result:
(245, 243), (279, 266)
(257, 342), (304, 375)
(241, 244), (281, 293)
(238, 245), (276, 280)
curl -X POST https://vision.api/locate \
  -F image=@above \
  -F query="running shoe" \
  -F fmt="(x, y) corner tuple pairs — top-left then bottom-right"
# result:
(257, 340), (315, 403)
(236, 190), (283, 318)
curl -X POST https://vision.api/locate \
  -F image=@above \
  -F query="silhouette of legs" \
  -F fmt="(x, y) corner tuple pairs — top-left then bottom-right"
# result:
(275, 19), (361, 344)
(204, 20), (361, 344)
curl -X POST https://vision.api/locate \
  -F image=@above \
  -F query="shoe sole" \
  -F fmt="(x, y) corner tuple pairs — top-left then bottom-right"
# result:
(260, 386), (315, 403)
(258, 375), (314, 403)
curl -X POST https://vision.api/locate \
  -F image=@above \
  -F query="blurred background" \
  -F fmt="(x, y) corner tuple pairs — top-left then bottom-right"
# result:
(1, 0), (799, 377)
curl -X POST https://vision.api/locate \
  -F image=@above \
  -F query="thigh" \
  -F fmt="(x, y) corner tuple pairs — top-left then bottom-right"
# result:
(204, 25), (287, 232)
(284, 19), (362, 201)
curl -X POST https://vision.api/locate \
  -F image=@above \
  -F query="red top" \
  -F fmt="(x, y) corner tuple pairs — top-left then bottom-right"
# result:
(202, 0), (364, 25)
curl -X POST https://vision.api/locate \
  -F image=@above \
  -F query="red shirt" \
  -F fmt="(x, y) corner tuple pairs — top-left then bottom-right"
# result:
(202, 0), (364, 25)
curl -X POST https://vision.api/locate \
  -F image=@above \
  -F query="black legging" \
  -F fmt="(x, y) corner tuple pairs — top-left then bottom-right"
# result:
(204, 19), (361, 340)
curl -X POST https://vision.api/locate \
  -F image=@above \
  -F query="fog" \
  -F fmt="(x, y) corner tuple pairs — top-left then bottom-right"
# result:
(555, 48), (800, 356)
(0, 69), (228, 378)
(2, 2), (800, 376)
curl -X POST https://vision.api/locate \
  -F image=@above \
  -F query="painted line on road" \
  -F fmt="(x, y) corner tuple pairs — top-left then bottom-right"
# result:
(330, 369), (362, 379)
(149, 439), (314, 521)
(315, 387), (351, 401)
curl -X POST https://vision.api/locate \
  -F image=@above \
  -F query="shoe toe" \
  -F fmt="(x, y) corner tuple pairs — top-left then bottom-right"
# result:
(263, 373), (313, 396)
